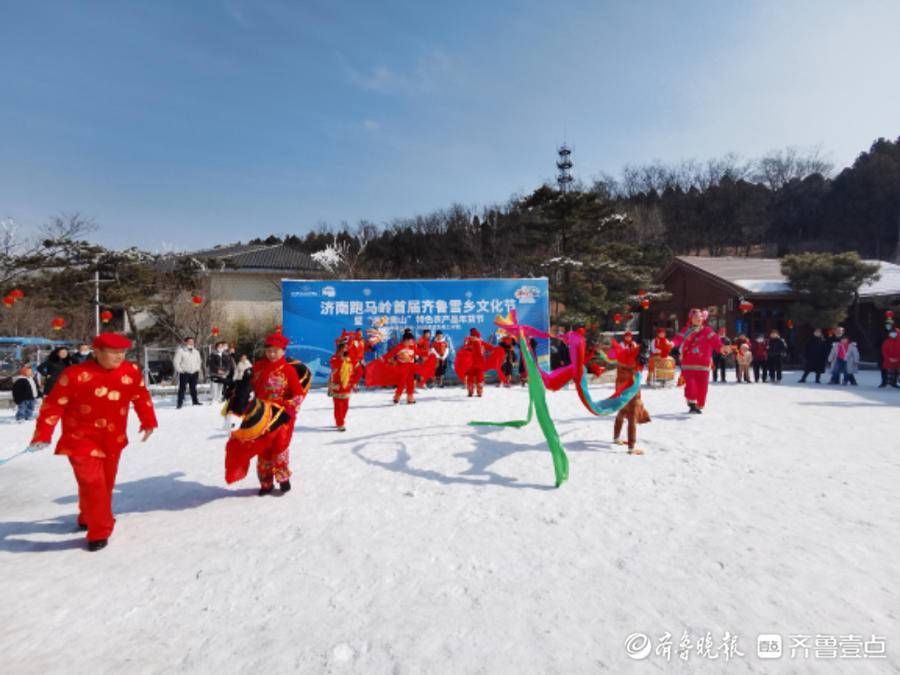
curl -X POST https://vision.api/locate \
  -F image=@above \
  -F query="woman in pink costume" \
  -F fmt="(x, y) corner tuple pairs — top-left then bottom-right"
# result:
(672, 308), (724, 414)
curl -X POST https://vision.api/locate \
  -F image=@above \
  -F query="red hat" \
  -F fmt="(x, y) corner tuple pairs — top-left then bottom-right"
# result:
(470, 328), (481, 337)
(264, 332), (290, 349)
(92, 332), (133, 350)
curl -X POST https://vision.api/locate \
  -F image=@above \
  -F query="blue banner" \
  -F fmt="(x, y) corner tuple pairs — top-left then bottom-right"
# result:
(282, 278), (550, 382)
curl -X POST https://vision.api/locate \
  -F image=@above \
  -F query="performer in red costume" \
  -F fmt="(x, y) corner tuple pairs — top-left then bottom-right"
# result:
(455, 328), (497, 397)
(249, 332), (306, 493)
(384, 334), (419, 404)
(430, 330), (451, 388)
(496, 333), (517, 387)
(607, 331), (650, 454)
(329, 338), (354, 431)
(27, 333), (158, 551)
(347, 328), (367, 388)
(672, 308), (724, 413)
(415, 329), (432, 388)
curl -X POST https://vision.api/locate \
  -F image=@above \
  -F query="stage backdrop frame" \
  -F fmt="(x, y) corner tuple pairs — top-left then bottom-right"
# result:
(282, 278), (550, 383)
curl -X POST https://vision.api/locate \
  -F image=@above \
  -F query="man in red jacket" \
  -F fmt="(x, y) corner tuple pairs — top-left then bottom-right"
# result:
(881, 327), (900, 388)
(27, 333), (158, 551)
(250, 332), (306, 495)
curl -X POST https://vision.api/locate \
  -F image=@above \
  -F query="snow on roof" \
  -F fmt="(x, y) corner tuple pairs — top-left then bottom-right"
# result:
(860, 260), (900, 298)
(731, 279), (790, 294)
(675, 256), (900, 298)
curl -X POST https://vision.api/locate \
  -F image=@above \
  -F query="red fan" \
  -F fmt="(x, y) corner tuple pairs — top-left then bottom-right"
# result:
(2, 296), (14, 308)
(52, 317), (66, 331)
(191, 295), (203, 306)
(100, 310), (113, 324)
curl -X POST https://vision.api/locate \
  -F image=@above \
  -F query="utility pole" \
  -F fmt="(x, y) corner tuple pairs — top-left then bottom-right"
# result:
(94, 269), (100, 336)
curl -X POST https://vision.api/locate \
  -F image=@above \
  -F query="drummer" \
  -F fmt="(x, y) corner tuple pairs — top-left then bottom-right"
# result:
(648, 327), (674, 385)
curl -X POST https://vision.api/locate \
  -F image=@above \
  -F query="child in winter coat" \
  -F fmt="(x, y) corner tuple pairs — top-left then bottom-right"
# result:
(736, 344), (752, 383)
(750, 336), (768, 382)
(828, 336), (859, 386)
(12, 364), (40, 421)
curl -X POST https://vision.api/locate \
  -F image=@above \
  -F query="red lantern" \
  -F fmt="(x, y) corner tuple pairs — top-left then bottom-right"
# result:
(191, 295), (203, 306)
(2, 296), (14, 308)
(887, 310), (895, 320)
(211, 326), (220, 337)
(739, 300), (754, 314)
(100, 310), (113, 324)
(640, 298), (650, 310)
(9, 289), (24, 300)
(51, 317), (66, 331)
(613, 312), (623, 323)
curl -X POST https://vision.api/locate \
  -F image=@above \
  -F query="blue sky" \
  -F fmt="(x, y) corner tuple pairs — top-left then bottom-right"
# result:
(2, 0), (899, 251)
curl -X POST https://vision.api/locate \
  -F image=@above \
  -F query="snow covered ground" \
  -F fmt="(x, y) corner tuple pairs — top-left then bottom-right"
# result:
(1, 371), (898, 674)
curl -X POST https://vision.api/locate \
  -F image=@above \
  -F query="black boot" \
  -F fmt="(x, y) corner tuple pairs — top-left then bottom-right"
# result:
(258, 485), (274, 496)
(87, 539), (108, 552)
(279, 481), (291, 493)
(688, 404), (702, 414)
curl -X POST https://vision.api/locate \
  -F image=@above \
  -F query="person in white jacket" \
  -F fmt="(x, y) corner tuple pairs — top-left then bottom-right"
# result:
(173, 336), (203, 408)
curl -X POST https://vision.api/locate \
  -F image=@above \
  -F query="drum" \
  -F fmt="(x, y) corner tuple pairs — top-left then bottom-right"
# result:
(651, 356), (676, 383)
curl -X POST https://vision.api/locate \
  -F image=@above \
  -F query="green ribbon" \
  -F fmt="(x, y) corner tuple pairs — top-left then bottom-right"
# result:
(470, 332), (569, 487)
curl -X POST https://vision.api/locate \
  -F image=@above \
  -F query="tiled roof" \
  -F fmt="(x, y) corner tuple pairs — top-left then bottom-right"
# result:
(182, 243), (323, 272)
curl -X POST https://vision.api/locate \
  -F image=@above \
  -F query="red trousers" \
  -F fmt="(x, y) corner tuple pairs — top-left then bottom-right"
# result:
(683, 369), (710, 408)
(466, 369), (485, 395)
(68, 448), (123, 541)
(394, 365), (415, 401)
(225, 422), (294, 488)
(333, 397), (349, 426)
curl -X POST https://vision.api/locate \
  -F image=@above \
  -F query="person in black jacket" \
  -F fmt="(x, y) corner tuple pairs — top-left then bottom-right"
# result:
(36, 347), (73, 396)
(12, 364), (41, 421)
(766, 330), (788, 383)
(206, 340), (235, 403)
(799, 329), (829, 383)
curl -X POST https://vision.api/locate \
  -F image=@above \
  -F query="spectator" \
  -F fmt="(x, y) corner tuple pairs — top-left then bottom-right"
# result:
(234, 353), (252, 381)
(36, 347), (73, 396)
(880, 325), (900, 388)
(173, 336), (202, 408)
(12, 364), (41, 421)
(207, 340), (235, 403)
(750, 335), (768, 383)
(766, 330), (788, 383)
(712, 329), (731, 383)
(799, 329), (829, 384)
(828, 335), (859, 386)
(70, 343), (92, 364)
(735, 344), (752, 383)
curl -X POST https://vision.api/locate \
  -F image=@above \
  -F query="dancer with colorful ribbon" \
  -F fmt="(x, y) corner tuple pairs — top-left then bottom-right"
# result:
(606, 331), (651, 455)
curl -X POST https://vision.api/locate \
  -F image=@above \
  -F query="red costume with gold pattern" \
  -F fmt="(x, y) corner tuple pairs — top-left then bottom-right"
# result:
(31, 346), (157, 543)
(249, 346), (305, 489)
